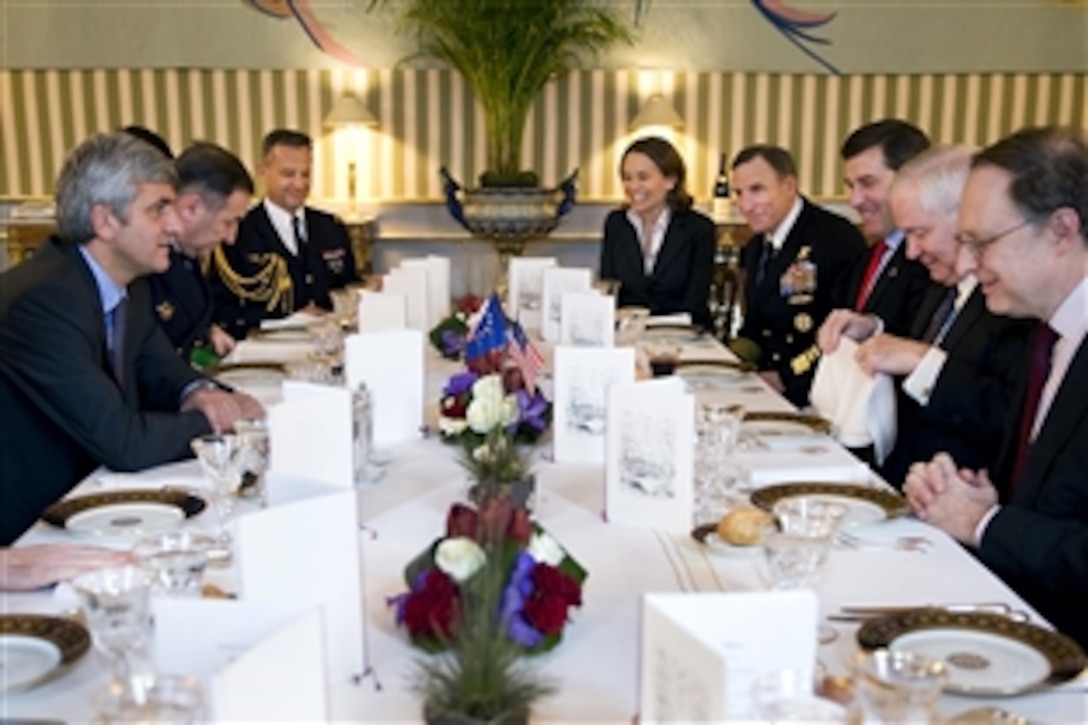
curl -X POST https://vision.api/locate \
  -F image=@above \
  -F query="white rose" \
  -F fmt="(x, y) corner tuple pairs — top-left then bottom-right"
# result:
(438, 416), (468, 436)
(528, 531), (565, 567)
(466, 375), (510, 432)
(434, 536), (486, 582)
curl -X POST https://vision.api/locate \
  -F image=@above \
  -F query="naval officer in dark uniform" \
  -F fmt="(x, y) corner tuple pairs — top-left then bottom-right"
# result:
(731, 145), (867, 406)
(146, 142), (254, 361)
(209, 129), (357, 339)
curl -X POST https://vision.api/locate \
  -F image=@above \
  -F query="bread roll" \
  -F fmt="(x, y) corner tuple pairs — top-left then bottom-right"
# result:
(717, 507), (771, 546)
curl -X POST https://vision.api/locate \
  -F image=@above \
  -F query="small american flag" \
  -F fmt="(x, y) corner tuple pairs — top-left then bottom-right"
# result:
(507, 321), (545, 395)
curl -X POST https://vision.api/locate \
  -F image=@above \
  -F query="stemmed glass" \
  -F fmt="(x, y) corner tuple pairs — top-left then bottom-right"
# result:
(762, 498), (849, 644)
(694, 402), (746, 524)
(72, 565), (155, 679)
(94, 673), (206, 724)
(234, 418), (270, 507)
(190, 434), (242, 554)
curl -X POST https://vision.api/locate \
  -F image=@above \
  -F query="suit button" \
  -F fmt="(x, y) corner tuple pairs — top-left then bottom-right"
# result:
(772, 353), (781, 362)
(786, 334), (794, 344)
(762, 329), (772, 337)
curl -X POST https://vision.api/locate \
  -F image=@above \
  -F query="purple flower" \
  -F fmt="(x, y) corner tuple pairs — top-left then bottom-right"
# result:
(439, 329), (466, 357)
(443, 371), (480, 397)
(389, 567), (433, 624)
(501, 550), (543, 648)
(513, 389), (549, 433)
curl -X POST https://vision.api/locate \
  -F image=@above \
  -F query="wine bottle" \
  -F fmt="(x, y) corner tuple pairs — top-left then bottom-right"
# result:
(712, 152), (732, 221)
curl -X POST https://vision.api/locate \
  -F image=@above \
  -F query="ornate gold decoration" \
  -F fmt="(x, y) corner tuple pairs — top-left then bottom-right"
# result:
(211, 247), (293, 314)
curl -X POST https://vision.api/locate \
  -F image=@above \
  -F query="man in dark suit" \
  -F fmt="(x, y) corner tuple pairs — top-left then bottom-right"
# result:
(0, 133), (262, 545)
(210, 129), (357, 339)
(905, 127), (1088, 649)
(730, 145), (866, 406)
(824, 146), (1030, 486)
(820, 120), (936, 343)
(147, 142), (253, 361)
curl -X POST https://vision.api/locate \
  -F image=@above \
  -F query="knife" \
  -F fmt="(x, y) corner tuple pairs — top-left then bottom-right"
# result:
(830, 602), (1029, 622)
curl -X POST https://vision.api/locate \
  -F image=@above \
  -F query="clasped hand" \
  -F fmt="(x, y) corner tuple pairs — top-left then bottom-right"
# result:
(904, 452), (998, 545)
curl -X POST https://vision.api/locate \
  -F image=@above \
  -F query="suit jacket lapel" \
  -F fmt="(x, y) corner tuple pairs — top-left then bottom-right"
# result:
(864, 244), (906, 310)
(939, 288), (984, 351)
(1013, 337), (1088, 505)
(651, 214), (684, 279)
(753, 204), (810, 303)
(256, 205), (293, 259)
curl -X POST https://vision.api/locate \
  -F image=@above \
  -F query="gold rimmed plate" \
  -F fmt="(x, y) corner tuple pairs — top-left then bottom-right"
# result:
(743, 410), (831, 439)
(41, 489), (206, 537)
(0, 614), (91, 692)
(750, 482), (908, 527)
(641, 324), (703, 343)
(674, 359), (756, 375)
(248, 327), (312, 343)
(211, 362), (288, 388)
(857, 608), (1087, 696)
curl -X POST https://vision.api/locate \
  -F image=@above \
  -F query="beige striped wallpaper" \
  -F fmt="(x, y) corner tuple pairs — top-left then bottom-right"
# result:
(2, 68), (1085, 202)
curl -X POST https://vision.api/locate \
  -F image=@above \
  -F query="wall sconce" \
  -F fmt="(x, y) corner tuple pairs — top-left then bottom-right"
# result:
(629, 94), (684, 132)
(324, 93), (378, 217)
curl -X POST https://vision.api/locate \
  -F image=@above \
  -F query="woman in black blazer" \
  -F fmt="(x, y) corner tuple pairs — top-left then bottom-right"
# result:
(599, 136), (716, 328)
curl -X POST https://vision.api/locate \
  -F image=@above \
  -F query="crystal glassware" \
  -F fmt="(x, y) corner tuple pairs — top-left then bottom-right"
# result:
(133, 531), (212, 597)
(190, 433), (241, 552)
(72, 565), (155, 679)
(750, 667), (856, 723)
(94, 673), (206, 724)
(852, 649), (947, 724)
(234, 417), (270, 507)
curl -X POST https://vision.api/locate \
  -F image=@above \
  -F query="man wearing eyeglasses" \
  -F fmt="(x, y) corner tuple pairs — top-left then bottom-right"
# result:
(817, 146), (1030, 486)
(905, 126), (1088, 649)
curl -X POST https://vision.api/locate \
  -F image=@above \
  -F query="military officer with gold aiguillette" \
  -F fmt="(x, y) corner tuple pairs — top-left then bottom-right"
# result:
(730, 145), (866, 406)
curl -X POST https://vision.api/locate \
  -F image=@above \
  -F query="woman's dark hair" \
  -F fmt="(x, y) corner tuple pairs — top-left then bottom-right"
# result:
(621, 136), (693, 213)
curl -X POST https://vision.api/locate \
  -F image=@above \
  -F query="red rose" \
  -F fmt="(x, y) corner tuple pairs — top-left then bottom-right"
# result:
(502, 366), (524, 394)
(402, 569), (460, 639)
(441, 394), (468, 419)
(523, 593), (568, 635)
(478, 497), (514, 544)
(507, 507), (532, 546)
(532, 564), (582, 607)
(457, 295), (483, 315)
(446, 504), (479, 539)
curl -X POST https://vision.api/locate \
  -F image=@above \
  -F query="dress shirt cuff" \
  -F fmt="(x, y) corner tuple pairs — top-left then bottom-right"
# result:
(180, 377), (233, 405)
(866, 314), (885, 338)
(902, 347), (948, 405)
(973, 504), (1001, 547)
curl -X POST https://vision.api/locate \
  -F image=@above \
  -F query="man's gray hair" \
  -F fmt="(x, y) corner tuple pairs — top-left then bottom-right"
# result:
(54, 132), (177, 244)
(891, 144), (976, 221)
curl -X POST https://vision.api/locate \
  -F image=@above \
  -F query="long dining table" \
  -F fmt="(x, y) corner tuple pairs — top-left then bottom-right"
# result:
(3, 328), (1086, 722)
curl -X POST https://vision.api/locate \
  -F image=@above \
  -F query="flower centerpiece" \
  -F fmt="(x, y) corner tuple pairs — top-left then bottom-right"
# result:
(393, 498), (587, 656)
(429, 294), (484, 360)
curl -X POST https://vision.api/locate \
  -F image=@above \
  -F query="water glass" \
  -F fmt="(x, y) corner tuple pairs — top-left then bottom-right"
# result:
(852, 649), (947, 724)
(750, 667), (855, 723)
(94, 673), (206, 724)
(329, 288), (358, 330)
(190, 434), (241, 551)
(694, 403), (747, 523)
(133, 531), (211, 597)
(234, 417), (270, 507)
(72, 565), (154, 679)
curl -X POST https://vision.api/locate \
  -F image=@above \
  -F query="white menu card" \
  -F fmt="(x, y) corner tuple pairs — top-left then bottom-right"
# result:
(269, 381), (354, 489)
(344, 329), (424, 447)
(541, 267), (592, 343)
(640, 591), (818, 722)
(604, 380), (694, 530)
(382, 266), (429, 331)
(507, 256), (557, 330)
(401, 255), (451, 331)
(552, 346), (635, 463)
(358, 290), (408, 332)
(560, 291), (614, 347)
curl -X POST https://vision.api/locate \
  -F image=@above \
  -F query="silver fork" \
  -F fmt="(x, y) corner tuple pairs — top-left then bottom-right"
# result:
(836, 529), (933, 553)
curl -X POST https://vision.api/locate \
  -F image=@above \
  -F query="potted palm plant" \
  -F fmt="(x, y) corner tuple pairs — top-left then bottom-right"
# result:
(367, 0), (633, 251)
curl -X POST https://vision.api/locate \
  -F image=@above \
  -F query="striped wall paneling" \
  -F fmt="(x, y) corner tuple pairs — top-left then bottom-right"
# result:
(1, 68), (1084, 201)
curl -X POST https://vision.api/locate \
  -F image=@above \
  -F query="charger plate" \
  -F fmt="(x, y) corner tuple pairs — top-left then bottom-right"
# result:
(641, 324), (702, 343)
(0, 614), (91, 692)
(750, 482), (908, 527)
(743, 411), (831, 438)
(857, 608), (1087, 696)
(212, 362), (288, 388)
(248, 327), (312, 342)
(41, 489), (206, 537)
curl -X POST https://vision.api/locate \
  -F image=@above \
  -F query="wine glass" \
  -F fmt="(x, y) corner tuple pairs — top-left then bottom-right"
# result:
(133, 531), (211, 597)
(762, 498), (849, 644)
(852, 649), (947, 723)
(694, 402), (746, 523)
(72, 565), (155, 679)
(234, 418), (270, 507)
(190, 434), (241, 553)
(94, 673), (206, 724)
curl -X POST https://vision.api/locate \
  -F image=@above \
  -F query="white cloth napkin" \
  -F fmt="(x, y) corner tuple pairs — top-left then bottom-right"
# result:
(810, 338), (897, 464)
(645, 313), (693, 327)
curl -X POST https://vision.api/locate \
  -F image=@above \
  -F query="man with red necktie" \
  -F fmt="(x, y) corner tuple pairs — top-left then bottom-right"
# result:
(905, 127), (1088, 650)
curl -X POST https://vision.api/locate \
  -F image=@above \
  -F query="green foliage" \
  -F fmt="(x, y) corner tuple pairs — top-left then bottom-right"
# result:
(368, 0), (634, 182)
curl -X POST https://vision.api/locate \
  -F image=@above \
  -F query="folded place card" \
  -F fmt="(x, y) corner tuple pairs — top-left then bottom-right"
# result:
(552, 346), (635, 463)
(507, 256), (557, 330)
(383, 266), (430, 331)
(358, 290), (408, 332)
(640, 590), (818, 722)
(605, 380), (694, 531)
(541, 267), (592, 343)
(401, 255), (451, 330)
(236, 485), (365, 682)
(344, 329), (424, 448)
(269, 381), (354, 489)
(153, 599), (327, 721)
(560, 291), (614, 347)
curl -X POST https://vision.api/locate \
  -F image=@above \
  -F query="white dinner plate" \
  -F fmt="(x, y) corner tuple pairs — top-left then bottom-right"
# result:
(0, 615), (91, 693)
(214, 364), (287, 388)
(66, 502), (185, 537)
(892, 628), (1051, 695)
(0, 635), (62, 691)
(751, 483), (908, 527)
(742, 411), (831, 442)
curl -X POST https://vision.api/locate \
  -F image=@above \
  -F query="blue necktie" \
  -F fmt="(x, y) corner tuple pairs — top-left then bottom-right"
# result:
(107, 298), (128, 385)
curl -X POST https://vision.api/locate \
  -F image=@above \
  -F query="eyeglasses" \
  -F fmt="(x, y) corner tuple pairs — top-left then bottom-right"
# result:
(956, 218), (1034, 258)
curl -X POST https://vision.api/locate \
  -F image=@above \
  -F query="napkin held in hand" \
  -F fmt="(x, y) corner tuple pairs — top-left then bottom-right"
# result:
(810, 338), (897, 464)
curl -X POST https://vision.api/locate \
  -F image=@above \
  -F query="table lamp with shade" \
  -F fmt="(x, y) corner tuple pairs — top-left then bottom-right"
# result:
(323, 93), (378, 218)
(629, 93), (684, 136)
